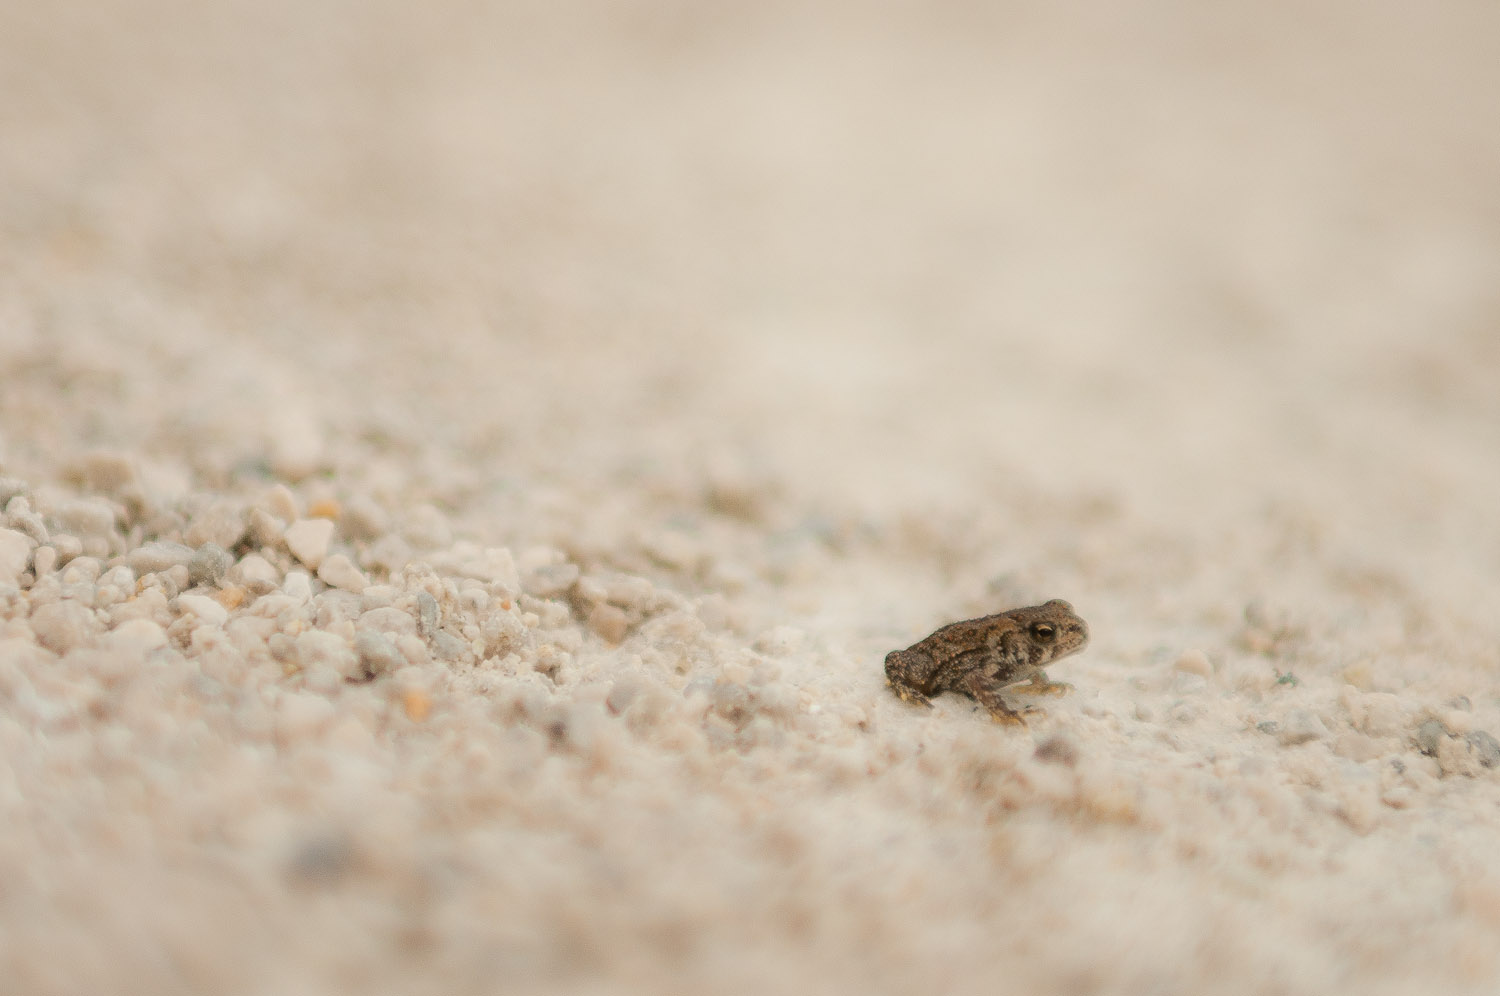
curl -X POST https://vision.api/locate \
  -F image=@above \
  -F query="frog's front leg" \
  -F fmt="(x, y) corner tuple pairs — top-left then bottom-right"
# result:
(885, 650), (935, 709)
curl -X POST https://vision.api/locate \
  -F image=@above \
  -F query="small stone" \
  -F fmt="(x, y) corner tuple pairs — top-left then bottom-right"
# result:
(588, 603), (629, 643)
(605, 679), (641, 715)
(263, 484), (300, 523)
(30, 600), (97, 654)
(354, 629), (402, 679)
(5, 503), (47, 545)
(306, 497), (342, 520)
(523, 562), (579, 598)
(1416, 718), (1449, 757)
(1444, 709), (1476, 735)
(128, 541), (194, 576)
(604, 574), (655, 611)
(402, 687), (431, 722)
(430, 631), (467, 663)
(1173, 649), (1212, 677)
(316, 554), (367, 594)
(1278, 710), (1328, 746)
(177, 593), (229, 628)
(185, 502), (246, 550)
(1355, 692), (1406, 737)
(68, 451), (138, 495)
(363, 535), (411, 574)
(216, 586), (247, 610)
(359, 585), (398, 610)
(395, 634), (427, 667)
(1466, 730), (1500, 769)
(415, 592), (439, 638)
(358, 606), (418, 636)
(340, 497), (389, 540)
(284, 519), (335, 570)
(188, 543), (234, 588)
(0, 528), (32, 585)
(268, 408), (324, 480)
(233, 553), (280, 592)
(247, 508), (285, 546)
(54, 498), (117, 538)
(62, 557), (103, 584)
(283, 570), (313, 602)
(1437, 734), (1486, 779)
(106, 618), (168, 655)
(31, 545), (58, 579)
(1034, 734), (1079, 766)
(296, 630), (359, 678)
(50, 533), (83, 565)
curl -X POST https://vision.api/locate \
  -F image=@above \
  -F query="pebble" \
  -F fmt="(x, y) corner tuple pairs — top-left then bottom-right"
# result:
(1278, 710), (1328, 746)
(129, 541), (195, 576)
(523, 562), (579, 598)
(30, 600), (98, 654)
(54, 498), (117, 538)
(247, 508), (285, 546)
(263, 484), (300, 523)
(284, 518), (335, 570)
(359, 585), (398, 610)
(296, 630), (359, 679)
(358, 606), (418, 636)
(233, 553), (281, 591)
(185, 502), (247, 550)
(106, 618), (168, 655)
(31, 545), (58, 579)
(1467, 730), (1500, 769)
(1416, 719), (1448, 757)
(415, 592), (439, 638)
(341, 497), (390, 540)
(189, 544), (234, 588)
(0, 528), (31, 585)
(50, 533), (83, 564)
(588, 603), (630, 643)
(316, 554), (368, 594)
(5, 503), (47, 545)
(177, 593), (230, 628)
(69, 451), (137, 495)
(354, 629), (403, 679)
(283, 570), (314, 602)
(1174, 649), (1213, 677)
(62, 557), (103, 584)
(364, 535), (411, 574)
(268, 407), (325, 480)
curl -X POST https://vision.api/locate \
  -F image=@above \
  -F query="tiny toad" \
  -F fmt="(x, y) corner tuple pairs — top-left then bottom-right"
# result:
(884, 599), (1089, 725)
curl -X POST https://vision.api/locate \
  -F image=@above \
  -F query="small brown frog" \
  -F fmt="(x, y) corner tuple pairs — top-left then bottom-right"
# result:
(884, 599), (1089, 725)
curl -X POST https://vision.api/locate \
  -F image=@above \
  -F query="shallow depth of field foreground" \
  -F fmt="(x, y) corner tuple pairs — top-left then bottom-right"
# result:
(3, 2), (1500, 994)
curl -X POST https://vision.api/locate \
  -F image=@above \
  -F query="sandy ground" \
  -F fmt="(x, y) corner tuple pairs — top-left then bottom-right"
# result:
(4, 2), (1500, 994)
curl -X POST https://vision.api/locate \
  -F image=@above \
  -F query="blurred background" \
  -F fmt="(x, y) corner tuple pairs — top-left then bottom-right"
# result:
(7, 0), (1500, 656)
(5, 0), (1497, 505)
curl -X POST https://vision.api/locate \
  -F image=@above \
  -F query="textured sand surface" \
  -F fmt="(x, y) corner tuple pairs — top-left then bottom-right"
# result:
(4, 2), (1500, 994)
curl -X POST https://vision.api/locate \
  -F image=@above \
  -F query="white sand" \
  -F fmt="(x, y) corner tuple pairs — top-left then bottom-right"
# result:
(4, 2), (1500, 993)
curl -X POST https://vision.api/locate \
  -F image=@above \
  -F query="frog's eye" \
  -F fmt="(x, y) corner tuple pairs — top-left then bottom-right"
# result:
(1030, 622), (1056, 640)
